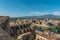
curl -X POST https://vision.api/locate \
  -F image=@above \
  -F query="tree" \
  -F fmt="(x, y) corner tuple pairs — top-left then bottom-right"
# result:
(28, 35), (34, 40)
(16, 38), (20, 40)
(56, 23), (60, 34)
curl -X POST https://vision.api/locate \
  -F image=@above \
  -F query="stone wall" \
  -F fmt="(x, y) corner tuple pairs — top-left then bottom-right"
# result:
(0, 27), (15, 40)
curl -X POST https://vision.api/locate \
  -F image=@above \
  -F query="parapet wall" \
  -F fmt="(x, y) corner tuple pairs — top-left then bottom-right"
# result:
(0, 27), (15, 40)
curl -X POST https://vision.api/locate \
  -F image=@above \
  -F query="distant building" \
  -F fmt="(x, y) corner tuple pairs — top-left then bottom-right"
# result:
(36, 30), (56, 40)
(46, 22), (54, 26)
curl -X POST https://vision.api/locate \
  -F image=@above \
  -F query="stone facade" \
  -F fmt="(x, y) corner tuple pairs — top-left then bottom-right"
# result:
(0, 27), (14, 40)
(0, 16), (14, 40)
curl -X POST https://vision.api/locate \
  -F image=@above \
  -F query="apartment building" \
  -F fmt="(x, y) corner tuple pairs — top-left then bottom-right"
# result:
(36, 30), (56, 40)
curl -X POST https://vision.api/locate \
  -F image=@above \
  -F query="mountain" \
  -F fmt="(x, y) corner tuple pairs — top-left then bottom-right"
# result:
(10, 14), (60, 20)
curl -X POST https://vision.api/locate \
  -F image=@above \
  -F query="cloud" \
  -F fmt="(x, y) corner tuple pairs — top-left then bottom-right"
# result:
(53, 11), (60, 15)
(30, 11), (49, 15)
(30, 11), (60, 16)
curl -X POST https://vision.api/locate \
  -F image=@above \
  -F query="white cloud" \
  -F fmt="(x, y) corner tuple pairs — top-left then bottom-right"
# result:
(30, 11), (49, 15)
(30, 11), (60, 16)
(53, 11), (60, 15)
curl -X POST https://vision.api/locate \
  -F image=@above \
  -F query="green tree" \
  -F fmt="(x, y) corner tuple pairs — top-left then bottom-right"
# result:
(56, 23), (60, 34)
(28, 35), (34, 40)
(16, 38), (20, 40)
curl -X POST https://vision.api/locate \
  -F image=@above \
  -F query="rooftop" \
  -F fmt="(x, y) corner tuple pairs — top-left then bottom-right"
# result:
(0, 16), (9, 24)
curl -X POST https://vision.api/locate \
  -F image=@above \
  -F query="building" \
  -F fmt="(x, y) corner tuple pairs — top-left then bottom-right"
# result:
(10, 23), (35, 38)
(0, 16), (10, 32)
(36, 30), (56, 40)
(0, 27), (14, 40)
(0, 16), (35, 40)
(16, 19), (32, 24)
(0, 16), (14, 40)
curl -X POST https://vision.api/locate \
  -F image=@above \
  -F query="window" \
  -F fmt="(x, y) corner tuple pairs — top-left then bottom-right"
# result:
(40, 38), (42, 40)
(37, 39), (39, 40)
(43, 39), (45, 40)
(23, 25), (26, 28)
(20, 25), (23, 29)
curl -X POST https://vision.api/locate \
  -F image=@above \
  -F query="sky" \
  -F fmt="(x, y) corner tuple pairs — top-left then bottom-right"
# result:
(0, 0), (60, 17)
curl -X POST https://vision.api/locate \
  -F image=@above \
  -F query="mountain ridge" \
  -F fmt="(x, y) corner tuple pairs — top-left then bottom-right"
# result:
(10, 14), (60, 20)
